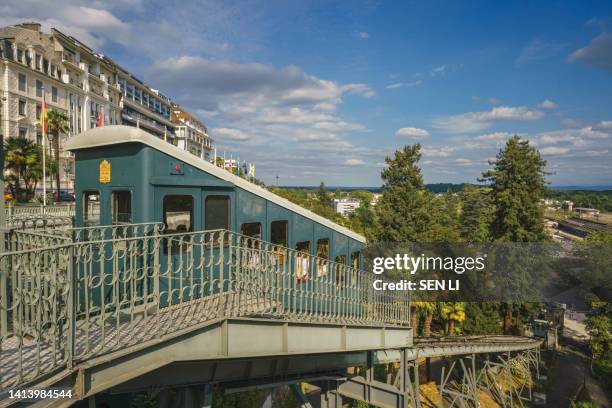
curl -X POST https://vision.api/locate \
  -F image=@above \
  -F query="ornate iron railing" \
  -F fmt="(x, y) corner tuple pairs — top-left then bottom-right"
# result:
(0, 226), (409, 391)
(5, 203), (100, 220)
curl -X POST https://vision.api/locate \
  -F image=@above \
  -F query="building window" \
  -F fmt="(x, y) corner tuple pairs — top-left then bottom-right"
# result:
(36, 132), (42, 145)
(19, 127), (27, 138)
(17, 48), (23, 63)
(335, 255), (347, 288)
(52, 86), (58, 103)
(18, 99), (26, 116)
(83, 191), (100, 226)
(35, 54), (41, 70)
(43, 58), (49, 74)
(205, 196), (230, 230)
(36, 104), (41, 120)
(36, 80), (43, 97)
(18, 73), (26, 92)
(163, 195), (193, 233)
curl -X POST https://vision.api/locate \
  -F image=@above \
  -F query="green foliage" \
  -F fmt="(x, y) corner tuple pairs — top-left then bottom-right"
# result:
(3, 136), (50, 202)
(462, 303), (503, 335)
(481, 135), (548, 242)
(46, 109), (69, 201)
(373, 144), (446, 242)
(316, 181), (333, 207)
(130, 392), (156, 408)
(547, 189), (612, 212)
(586, 302), (611, 360)
(572, 402), (602, 408)
(459, 185), (492, 242)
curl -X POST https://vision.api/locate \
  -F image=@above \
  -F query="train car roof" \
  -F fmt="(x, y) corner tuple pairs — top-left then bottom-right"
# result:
(66, 126), (366, 243)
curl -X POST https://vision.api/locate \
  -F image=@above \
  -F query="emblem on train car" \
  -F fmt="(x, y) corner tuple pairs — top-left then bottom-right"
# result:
(99, 160), (111, 184)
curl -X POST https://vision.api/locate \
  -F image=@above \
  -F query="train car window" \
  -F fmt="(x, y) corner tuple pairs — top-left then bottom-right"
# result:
(111, 190), (131, 224)
(163, 195), (193, 233)
(205, 196), (230, 230)
(316, 238), (329, 277)
(270, 221), (288, 265)
(335, 255), (347, 288)
(241, 222), (262, 239)
(295, 241), (310, 281)
(270, 221), (288, 247)
(83, 191), (100, 226)
(351, 251), (361, 270)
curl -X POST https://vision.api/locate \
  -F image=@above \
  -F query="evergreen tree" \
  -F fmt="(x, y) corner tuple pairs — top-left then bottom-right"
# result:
(316, 181), (332, 207)
(373, 144), (437, 242)
(481, 135), (549, 333)
(459, 185), (492, 242)
(481, 135), (548, 242)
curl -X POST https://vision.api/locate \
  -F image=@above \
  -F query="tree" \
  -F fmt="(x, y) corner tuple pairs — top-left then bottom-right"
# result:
(3, 137), (45, 202)
(440, 302), (466, 336)
(481, 135), (549, 242)
(316, 181), (332, 207)
(373, 145), (437, 242)
(481, 136), (549, 333)
(413, 301), (437, 337)
(45, 110), (69, 201)
(459, 185), (492, 242)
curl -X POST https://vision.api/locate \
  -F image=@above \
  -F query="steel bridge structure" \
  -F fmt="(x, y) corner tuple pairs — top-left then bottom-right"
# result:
(0, 218), (542, 408)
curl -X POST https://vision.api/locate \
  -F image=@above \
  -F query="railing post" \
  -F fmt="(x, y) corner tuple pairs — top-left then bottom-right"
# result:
(66, 245), (76, 368)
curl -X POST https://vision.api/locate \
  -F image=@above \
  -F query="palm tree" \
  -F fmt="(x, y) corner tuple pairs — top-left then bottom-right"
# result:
(4, 137), (43, 201)
(441, 302), (466, 336)
(421, 302), (438, 337)
(45, 110), (69, 201)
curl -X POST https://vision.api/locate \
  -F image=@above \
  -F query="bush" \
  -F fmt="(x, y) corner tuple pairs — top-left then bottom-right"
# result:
(593, 356), (612, 388)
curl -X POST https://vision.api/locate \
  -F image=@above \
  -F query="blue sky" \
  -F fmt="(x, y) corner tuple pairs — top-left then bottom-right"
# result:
(3, 1), (612, 186)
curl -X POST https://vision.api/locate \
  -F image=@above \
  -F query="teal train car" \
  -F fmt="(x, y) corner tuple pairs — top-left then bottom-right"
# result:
(65, 125), (365, 263)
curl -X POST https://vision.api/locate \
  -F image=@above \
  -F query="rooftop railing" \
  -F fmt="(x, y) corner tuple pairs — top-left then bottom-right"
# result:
(0, 225), (409, 391)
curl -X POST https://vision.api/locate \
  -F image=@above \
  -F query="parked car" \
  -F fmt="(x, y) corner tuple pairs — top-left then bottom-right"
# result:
(57, 190), (75, 202)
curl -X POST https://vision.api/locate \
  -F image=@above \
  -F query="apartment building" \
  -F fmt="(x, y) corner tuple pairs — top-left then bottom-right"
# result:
(0, 22), (122, 189)
(171, 103), (213, 160)
(114, 63), (175, 141)
(0, 22), (217, 193)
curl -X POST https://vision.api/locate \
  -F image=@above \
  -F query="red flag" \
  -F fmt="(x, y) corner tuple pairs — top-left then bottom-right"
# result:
(39, 100), (47, 134)
(98, 111), (103, 127)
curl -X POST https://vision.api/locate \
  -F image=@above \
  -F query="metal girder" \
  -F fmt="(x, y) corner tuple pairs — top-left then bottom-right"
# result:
(289, 384), (313, 408)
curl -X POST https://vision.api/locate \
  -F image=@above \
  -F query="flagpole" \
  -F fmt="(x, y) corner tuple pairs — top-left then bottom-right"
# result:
(41, 86), (46, 209)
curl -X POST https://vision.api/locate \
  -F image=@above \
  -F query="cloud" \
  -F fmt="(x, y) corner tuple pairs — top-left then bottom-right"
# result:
(433, 106), (545, 133)
(569, 32), (612, 73)
(516, 39), (564, 65)
(421, 146), (457, 157)
(473, 132), (515, 141)
(538, 99), (558, 109)
(345, 159), (365, 165)
(594, 120), (612, 131)
(540, 146), (570, 155)
(211, 127), (251, 141)
(395, 127), (430, 139)
(385, 80), (422, 89)
(359, 31), (369, 39)
(430, 65), (446, 76)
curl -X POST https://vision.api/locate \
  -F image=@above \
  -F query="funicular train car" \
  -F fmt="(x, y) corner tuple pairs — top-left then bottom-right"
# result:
(65, 125), (367, 321)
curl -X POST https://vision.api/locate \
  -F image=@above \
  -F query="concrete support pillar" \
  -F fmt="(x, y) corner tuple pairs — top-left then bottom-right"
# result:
(319, 381), (342, 408)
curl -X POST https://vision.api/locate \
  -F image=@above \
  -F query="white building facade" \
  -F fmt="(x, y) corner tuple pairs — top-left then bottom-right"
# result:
(333, 198), (361, 217)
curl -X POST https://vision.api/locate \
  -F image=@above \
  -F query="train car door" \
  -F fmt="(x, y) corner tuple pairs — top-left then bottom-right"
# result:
(155, 186), (202, 308)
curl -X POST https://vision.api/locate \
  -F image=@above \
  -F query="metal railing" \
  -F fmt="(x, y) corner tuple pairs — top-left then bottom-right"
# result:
(5, 203), (100, 220)
(0, 226), (409, 391)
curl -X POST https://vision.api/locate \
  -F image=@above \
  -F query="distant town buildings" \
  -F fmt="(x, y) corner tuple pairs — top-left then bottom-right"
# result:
(171, 103), (213, 160)
(0, 22), (219, 191)
(333, 198), (361, 217)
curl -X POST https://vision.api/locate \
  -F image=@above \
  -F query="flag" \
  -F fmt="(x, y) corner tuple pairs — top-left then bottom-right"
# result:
(98, 111), (103, 127)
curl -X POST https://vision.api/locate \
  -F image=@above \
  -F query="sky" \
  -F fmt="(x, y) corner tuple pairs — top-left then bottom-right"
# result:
(2, 0), (612, 187)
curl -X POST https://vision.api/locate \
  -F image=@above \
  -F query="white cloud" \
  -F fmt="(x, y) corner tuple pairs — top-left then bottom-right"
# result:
(421, 146), (457, 157)
(211, 127), (250, 141)
(345, 159), (365, 165)
(433, 106), (545, 133)
(540, 146), (570, 155)
(359, 32), (369, 39)
(538, 99), (558, 109)
(431, 65), (446, 76)
(385, 80), (422, 89)
(395, 127), (430, 139)
(473, 132), (515, 141)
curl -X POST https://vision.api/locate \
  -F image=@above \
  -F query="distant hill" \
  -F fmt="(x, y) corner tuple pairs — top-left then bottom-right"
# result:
(278, 183), (473, 194)
(550, 185), (612, 191)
